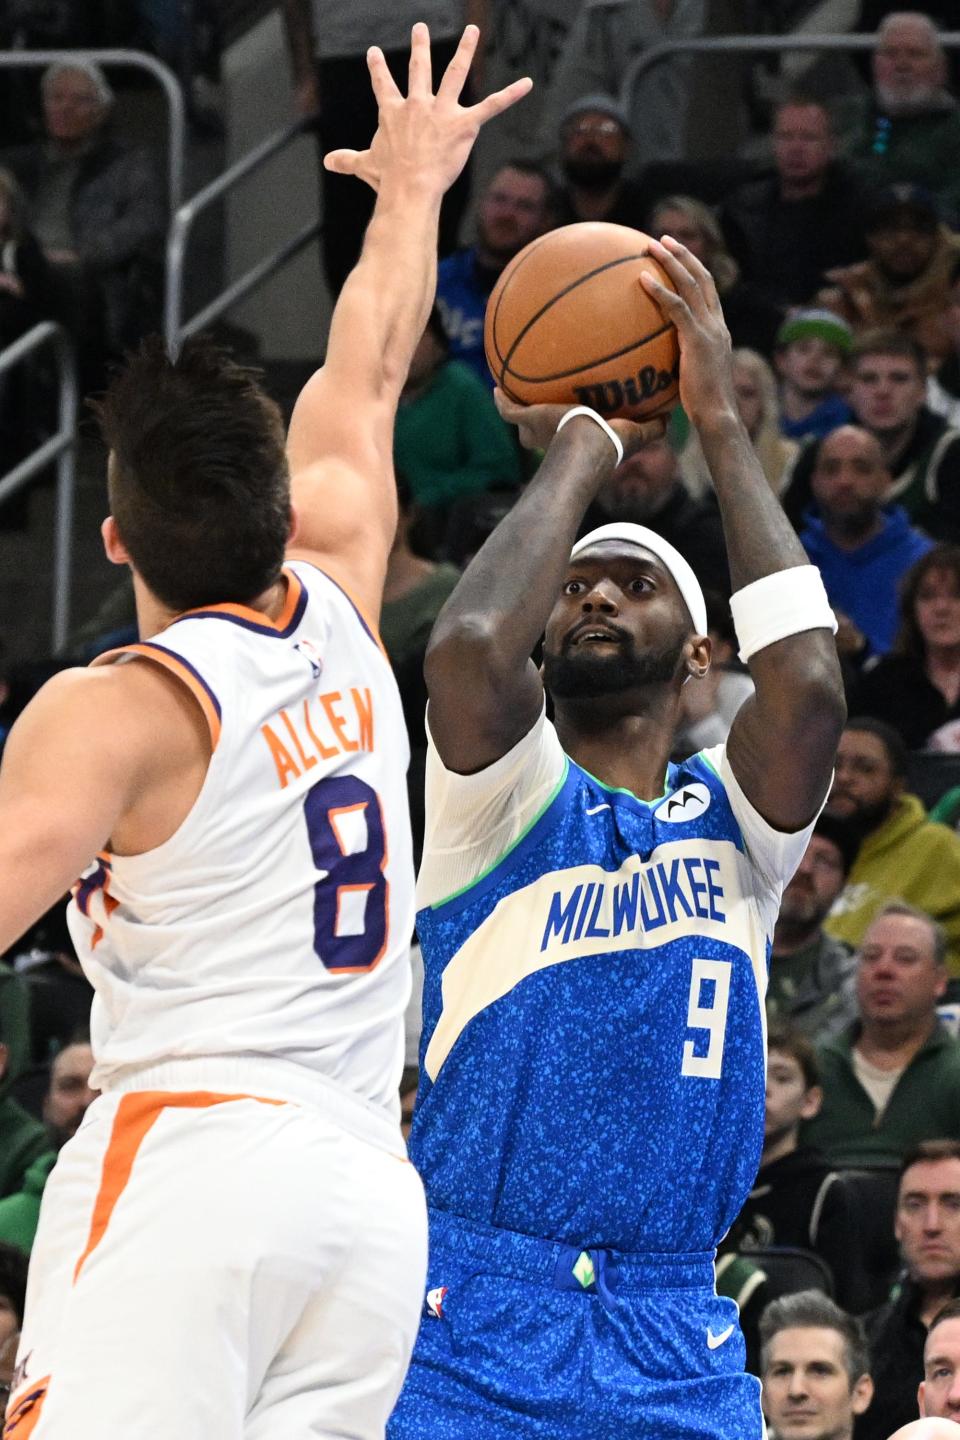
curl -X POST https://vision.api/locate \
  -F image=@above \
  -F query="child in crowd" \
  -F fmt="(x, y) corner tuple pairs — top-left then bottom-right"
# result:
(775, 309), (854, 442)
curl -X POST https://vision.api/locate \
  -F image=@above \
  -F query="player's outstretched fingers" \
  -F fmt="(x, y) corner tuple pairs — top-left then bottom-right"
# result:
(437, 25), (480, 103)
(470, 74), (534, 126)
(639, 267), (687, 323)
(323, 146), (365, 176)
(366, 45), (401, 108)
(407, 21), (433, 99)
(647, 238), (707, 315)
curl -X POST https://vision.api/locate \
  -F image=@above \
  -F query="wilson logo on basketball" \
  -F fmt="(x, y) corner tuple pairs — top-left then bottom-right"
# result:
(573, 360), (680, 418)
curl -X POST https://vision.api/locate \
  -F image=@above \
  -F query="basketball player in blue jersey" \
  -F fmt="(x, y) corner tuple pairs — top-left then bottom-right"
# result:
(387, 236), (846, 1440)
(0, 27), (531, 1440)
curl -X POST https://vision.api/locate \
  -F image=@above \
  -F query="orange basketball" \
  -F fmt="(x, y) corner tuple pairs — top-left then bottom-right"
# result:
(484, 222), (680, 421)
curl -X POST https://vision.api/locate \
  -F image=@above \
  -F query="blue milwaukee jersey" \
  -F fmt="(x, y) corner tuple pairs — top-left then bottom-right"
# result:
(411, 742), (792, 1256)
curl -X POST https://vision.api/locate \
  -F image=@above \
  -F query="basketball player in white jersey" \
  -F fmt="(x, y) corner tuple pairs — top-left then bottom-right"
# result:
(0, 27), (530, 1440)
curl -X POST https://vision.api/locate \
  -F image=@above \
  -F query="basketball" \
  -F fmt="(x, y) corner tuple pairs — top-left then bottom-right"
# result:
(484, 222), (681, 422)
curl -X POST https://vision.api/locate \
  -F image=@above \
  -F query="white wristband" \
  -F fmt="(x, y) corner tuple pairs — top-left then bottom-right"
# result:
(556, 406), (624, 467)
(730, 565), (838, 663)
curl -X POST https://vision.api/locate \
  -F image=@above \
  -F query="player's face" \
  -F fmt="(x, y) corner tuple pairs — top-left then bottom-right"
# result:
(779, 834), (847, 927)
(43, 1042), (96, 1148)
(857, 913), (946, 1029)
(897, 1160), (960, 1285)
(922, 1317), (960, 1419)
(915, 566), (960, 652)
(773, 105), (833, 186)
(762, 1326), (869, 1440)
(827, 729), (900, 824)
(764, 1050), (821, 1145)
(543, 543), (694, 701)
(777, 338), (844, 398)
(850, 354), (926, 433)
(476, 168), (550, 261)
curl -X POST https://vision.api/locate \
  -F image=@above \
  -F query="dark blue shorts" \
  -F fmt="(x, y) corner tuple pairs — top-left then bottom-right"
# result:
(387, 1208), (763, 1440)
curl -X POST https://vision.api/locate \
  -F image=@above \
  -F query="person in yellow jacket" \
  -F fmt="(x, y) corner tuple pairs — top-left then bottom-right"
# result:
(825, 719), (960, 973)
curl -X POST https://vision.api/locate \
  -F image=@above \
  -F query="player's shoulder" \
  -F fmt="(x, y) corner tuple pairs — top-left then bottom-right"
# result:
(11, 658), (195, 751)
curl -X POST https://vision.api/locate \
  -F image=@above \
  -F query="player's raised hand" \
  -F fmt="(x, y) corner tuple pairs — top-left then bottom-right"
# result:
(640, 236), (736, 429)
(494, 389), (666, 455)
(324, 24), (532, 199)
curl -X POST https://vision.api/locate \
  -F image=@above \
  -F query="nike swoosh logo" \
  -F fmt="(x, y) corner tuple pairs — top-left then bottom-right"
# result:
(585, 803), (610, 816)
(707, 1324), (735, 1350)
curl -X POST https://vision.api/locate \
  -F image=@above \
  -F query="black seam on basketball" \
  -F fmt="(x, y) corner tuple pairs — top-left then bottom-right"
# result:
(500, 252), (654, 377)
(502, 321), (674, 384)
(489, 232), (556, 373)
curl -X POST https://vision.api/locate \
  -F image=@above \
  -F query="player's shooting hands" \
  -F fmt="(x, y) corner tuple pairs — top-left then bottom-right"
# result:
(324, 24), (532, 199)
(493, 389), (666, 455)
(640, 236), (737, 430)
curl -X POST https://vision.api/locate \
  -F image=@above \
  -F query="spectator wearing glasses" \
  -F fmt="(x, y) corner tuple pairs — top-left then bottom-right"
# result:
(554, 94), (650, 231)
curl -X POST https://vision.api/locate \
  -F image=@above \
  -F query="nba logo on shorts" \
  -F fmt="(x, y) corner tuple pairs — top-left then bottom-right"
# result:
(426, 1286), (448, 1319)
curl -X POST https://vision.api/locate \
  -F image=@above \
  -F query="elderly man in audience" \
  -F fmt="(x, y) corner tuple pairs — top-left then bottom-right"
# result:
(802, 907), (960, 1166)
(2, 59), (166, 368)
(849, 12), (960, 222)
(858, 1143), (960, 1440)
(823, 720), (960, 965)
(768, 816), (860, 1041)
(760, 1290), (873, 1440)
(722, 95), (868, 309)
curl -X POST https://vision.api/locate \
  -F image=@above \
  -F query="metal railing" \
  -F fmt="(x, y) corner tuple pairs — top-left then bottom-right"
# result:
(0, 323), (78, 650)
(619, 31), (960, 112)
(164, 113), (320, 353)
(0, 49), (186, 212)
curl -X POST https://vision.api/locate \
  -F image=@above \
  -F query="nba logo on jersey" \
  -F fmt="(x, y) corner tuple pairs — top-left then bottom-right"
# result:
(426, 1286), (448, 1319)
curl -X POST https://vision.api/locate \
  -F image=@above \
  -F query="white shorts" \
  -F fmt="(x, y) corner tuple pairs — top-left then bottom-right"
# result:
(5, 1062), (427, 1440)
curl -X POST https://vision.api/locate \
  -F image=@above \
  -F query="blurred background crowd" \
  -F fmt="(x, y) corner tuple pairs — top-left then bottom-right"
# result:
(8, 2), (960, 1435)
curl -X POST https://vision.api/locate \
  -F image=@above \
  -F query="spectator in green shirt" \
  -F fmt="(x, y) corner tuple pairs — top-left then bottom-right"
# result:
(394, 306), (522, 521)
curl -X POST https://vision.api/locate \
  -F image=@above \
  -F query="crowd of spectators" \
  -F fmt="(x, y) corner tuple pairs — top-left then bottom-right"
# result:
(14, 6), (960, 1438)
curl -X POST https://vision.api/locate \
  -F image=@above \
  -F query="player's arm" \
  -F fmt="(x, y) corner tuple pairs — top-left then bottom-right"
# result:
(643, 237), (846, 833)
(0, 664), (206, 953)
(285, 25), (531, 620)
(425, 411), (661, 774)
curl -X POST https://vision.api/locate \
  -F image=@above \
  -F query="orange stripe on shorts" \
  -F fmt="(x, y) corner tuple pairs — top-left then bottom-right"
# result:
(73, 1090), (283, 1285)
(3, 1376), (50, 1438)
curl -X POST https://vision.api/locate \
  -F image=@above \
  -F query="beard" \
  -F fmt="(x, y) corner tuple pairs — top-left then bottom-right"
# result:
(561, 155), (625, 193)
(544, 634), (686, 699)
(827, 792), (894, 840)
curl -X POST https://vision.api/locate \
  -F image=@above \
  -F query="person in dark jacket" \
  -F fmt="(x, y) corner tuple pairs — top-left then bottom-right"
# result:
(857, 1141), (960, 1440)
(855, 545), (960, 751)
(722, 96), (868, 308)
(2, 59), (166, 368)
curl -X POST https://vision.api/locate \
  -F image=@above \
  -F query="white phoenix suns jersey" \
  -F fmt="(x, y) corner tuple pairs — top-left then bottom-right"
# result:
(67, 561), (414, 1117)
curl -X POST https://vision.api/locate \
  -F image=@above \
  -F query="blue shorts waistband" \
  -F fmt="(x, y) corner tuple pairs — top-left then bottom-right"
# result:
(427, 1207), (716, 1293)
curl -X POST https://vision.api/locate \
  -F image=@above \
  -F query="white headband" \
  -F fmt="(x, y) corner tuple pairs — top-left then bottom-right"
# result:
(569, 522), (708, 635)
